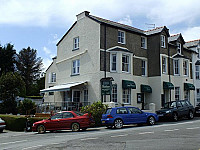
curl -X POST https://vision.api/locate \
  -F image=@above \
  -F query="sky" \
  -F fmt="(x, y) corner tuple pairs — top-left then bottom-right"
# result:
(0, 0), (200, 71)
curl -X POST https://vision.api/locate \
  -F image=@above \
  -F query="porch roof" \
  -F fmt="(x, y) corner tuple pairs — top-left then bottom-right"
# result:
(40, 81), (87, 93)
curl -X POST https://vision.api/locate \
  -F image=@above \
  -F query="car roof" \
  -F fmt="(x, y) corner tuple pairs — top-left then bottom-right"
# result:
(109, 106), (138, 109)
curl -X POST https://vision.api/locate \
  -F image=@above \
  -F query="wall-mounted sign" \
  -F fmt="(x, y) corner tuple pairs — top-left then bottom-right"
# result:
(101, 80), (112, 95)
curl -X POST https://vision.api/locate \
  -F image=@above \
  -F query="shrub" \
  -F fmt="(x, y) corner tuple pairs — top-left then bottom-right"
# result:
(0, 114), (47, 131)
(81, 101), (108, 126)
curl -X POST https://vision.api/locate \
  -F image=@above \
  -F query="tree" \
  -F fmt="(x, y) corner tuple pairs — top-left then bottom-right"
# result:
(16, 47), (43, 96)
(0, 72), (26, 114)
(17, 98), (36, 115)
(0, 43), (16, 76)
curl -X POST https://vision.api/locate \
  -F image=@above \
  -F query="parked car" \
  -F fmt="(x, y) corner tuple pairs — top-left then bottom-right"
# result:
(195, 103), (200, 116)
(32, 111), (95, 134)
(101, 106), (158, 129)
(0, 117), (6, 133)
(156, 100), (195, 121)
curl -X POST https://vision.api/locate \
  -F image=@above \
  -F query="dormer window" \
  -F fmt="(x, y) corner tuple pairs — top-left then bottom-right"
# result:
(161, 35), (166, 48)
(118, 30), (125, 44)
(177, 43), (181, 53)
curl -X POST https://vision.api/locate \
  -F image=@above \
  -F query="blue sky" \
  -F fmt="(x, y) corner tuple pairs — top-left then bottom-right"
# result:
(0, 0), (200, 71)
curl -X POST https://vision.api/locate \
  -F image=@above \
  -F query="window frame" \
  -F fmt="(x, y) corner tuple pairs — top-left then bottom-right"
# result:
(73, 37), (79, 50)
(161, 35), (166, 48)
(122, 54), (130, 73)
(118, 30), (125, 44)
(177, 43), (181, 54)
(196, 89), (200, 102)
(175, 87), (180, 101)
(72, 59), (80, 75)
(111, 84), (117, 102)
(51, 72), (56, 83)
(122, 88), (131, 104)
(84, 89), (88, 102)
(141, 36), (147, 49)
(162, 56), (167, 74)
(174, 59), (180, 75)
(141, 60), (147, 76)
(183, 60), (188, 76)
(110, 53), (117, 72)
(195, 65), (200, 80)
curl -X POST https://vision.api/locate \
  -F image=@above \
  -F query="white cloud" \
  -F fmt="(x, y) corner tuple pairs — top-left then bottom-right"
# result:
(118, 15), (133, 26)
(181, 26), (200, 41)
(43, 46), (51, 55)
(42, 58), (53, 71)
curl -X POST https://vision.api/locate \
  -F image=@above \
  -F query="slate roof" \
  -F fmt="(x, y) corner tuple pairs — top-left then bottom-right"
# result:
(185, 39), (200, 47)
(168, 34), (180, 42)
(88, 15), (144, 34)
(144, 26), (165, 35)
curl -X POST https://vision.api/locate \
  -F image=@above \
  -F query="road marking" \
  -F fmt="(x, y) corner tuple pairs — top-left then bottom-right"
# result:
(0, 140), (27, 145)
(80, 137), (98, 141)
(110, 134), (128, 138)
(186, 127), (200, 130)
(22, 145), (43, 150)
(139, 132), (154, 135)
(164, 129), (179, 132)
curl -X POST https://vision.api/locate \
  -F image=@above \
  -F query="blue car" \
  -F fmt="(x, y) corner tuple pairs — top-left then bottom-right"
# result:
(101, 106), (158, 129)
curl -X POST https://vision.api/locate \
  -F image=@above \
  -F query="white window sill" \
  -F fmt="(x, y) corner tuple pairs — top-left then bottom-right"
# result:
(118, 42), (125, 44)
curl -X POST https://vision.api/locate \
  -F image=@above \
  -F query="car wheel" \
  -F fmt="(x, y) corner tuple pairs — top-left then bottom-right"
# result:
(71, 123), (80, 132)
(37, 125), (46, 134)
(114, 119), (123, 129)
(147, 116), (155, 125)
(173, 113), (178, 121)
(0, 129), (3, 133)
(188, 111), (194, 119)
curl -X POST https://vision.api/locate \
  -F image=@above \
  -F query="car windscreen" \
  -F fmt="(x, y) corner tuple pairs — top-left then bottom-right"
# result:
(106, 108), (112, 114)
(163, 102), (176, 108)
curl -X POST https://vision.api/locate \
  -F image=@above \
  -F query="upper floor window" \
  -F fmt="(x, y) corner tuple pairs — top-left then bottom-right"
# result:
(72, 59), (80, 75)
(162, 57), (167, 74)
(141, 36), (147, 49)
(141, 60), (147, 76)
(174, 59), (180, 75)
(49, 72), (56, 83)
(110, 54), (117, 72)
(118, 30), (125, 44)
(183, 60), (188, 76)
(122, 54), (130, 73)
(73, 37), (79, 50)
(195, 65), (200, 80)
(161, 35), (166, 48)
(177, 43), (181, 54)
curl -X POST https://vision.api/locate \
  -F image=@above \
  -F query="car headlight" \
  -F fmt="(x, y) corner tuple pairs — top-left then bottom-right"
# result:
(165, 110), (171, 113)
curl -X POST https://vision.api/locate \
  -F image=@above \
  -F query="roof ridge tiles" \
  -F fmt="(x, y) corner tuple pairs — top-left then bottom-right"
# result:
(186, 39), (200, 43)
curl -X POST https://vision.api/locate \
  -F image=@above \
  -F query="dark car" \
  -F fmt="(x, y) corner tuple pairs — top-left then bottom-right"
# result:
(101, 106), (158, 129)
(32, 111), (95, 133)
(0, 118), (6, 133)
(195, 103), (200, 116)
(156, 100), (195, 121)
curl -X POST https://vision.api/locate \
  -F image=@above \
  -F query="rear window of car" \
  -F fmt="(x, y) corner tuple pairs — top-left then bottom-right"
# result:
(106, 109), (112, 114)
(74, 111), (84, 116)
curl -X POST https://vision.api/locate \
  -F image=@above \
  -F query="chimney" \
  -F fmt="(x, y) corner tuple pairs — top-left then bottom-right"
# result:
(76, 11), (90, 21)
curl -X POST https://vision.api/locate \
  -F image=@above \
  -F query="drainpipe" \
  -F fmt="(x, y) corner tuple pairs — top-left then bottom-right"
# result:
(168, 44), (171, 102)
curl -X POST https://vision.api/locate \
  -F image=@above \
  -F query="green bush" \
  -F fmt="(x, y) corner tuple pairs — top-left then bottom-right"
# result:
(0, 114), (47, 131)
(81, 101), (108, 127)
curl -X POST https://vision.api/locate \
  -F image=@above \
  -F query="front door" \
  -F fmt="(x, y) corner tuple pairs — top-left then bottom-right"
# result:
(73, 90), (80, 110)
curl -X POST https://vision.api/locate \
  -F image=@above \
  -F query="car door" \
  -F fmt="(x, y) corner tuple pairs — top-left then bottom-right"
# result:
(46, 113), (63, 130)
(176, 101), (185, 117)
(59, 112), (74, 129)
(180, 101), (189, 116)
(127, 107), (146, 124)
(116, 108), (129, 124)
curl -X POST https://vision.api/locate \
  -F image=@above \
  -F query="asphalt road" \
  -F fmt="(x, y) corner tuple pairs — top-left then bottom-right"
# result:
(0, 118), (200, 150)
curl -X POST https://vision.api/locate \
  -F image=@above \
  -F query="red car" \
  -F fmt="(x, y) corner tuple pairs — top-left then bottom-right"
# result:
(32, 111), (94, 133)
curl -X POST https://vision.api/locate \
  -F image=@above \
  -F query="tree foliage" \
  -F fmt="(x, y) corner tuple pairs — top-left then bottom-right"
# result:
(0, 43), (16, 76)
(16, 47), (43, 96)
(81, 101), (108, 126)
(17, 98), (36, 115)
(0, 72), (26, 114)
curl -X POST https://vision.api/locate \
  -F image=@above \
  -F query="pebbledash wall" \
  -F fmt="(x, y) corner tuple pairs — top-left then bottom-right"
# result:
(42, 11), (196, 111)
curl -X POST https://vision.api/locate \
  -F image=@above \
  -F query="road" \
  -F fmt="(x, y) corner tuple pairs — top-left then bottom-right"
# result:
(0, 118), (200, 150)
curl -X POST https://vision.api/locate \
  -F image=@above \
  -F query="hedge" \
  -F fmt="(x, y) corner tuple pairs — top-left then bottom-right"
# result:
(0, 114), (47, 131)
